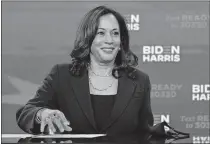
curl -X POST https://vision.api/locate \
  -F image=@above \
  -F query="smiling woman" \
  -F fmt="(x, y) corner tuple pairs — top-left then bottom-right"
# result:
(90, 14), (121, 64)
(16, 5), (165, 140)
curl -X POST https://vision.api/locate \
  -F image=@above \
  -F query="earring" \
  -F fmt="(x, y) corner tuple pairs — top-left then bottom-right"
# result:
(119, 47), (121, 50)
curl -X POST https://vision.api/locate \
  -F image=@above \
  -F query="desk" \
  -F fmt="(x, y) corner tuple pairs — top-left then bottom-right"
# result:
(2, 134), (191, 144)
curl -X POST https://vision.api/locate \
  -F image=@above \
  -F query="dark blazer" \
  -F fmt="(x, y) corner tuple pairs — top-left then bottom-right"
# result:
(16, 64), (159, 136)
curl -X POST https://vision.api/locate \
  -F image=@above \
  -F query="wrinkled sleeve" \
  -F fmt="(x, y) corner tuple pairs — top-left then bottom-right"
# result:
(16, 64), (59, 134)
(137, 74), (154, 134)
(138, 75), (166, 136)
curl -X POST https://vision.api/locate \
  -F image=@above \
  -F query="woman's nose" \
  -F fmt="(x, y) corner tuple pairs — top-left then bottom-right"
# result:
(104, 34), (113, 44)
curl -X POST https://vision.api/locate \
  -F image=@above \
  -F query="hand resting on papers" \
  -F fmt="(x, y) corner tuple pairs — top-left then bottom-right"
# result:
(37, 109), (72, 134)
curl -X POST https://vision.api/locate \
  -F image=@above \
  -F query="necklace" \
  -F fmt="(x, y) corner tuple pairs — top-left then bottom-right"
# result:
(88, 66), (115, 91)
(89, 76), (115, 91)
(88, 66), (112, 77)
(91, 70), (111, 77)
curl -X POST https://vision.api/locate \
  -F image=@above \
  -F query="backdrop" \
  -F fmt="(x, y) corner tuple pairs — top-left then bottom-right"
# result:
(1, 1), (209, 143)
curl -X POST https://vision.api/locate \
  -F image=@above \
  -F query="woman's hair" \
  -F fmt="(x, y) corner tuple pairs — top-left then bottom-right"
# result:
(70, 5), (138, 79)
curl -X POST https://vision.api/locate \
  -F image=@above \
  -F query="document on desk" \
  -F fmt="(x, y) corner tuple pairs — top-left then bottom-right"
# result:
(32, 134), (107, 138)
(2, 134), (106, 139)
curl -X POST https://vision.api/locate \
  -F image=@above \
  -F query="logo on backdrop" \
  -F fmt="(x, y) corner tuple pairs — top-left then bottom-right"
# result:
(192, 136), (210, 144)
(142, 45), (180, 62)
(180, 114), (209, 129)
(192, 84), (210, 101)
(154, 114), (170, 131)
(124, 14), (140, 31)
(166, 13), (209, 29)
(151, 84), (182, 98)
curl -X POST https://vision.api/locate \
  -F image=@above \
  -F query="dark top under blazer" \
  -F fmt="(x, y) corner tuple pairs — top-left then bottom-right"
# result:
(91, 94), (115, 132)
(16, 64), (155, 136)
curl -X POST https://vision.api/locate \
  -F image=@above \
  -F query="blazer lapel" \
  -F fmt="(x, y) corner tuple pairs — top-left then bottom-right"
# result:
(69, 70), (97, 131)
(100, 74), (137, 132)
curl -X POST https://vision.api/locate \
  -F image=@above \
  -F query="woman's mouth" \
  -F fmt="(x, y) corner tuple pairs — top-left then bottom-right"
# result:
(101, 47), (115, 53)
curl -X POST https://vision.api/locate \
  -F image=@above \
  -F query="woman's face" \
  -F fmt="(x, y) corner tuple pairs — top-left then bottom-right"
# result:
(90, 14), (121, 64)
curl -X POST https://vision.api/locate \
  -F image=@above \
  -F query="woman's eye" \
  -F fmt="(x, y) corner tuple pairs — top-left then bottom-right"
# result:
(113, 31), (119, 36)
(97, 31), (105, 35)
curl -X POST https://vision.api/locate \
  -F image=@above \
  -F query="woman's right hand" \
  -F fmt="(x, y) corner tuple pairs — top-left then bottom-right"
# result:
(38, 109), (72, 134)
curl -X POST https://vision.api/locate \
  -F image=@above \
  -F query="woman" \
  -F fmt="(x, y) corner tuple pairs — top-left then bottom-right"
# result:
(16, 6), (157, 137)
